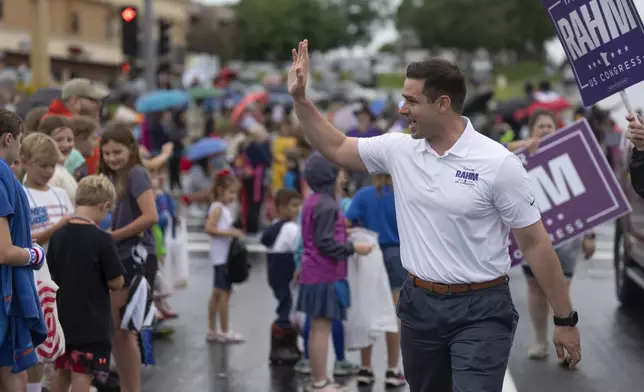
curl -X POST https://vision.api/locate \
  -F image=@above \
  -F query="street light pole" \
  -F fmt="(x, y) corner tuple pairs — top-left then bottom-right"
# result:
(143, 0), (156, 91)
(31, 0), (51, 86)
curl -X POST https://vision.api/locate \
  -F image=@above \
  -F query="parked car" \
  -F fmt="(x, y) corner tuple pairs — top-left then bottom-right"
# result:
(614, 148), (644, 307)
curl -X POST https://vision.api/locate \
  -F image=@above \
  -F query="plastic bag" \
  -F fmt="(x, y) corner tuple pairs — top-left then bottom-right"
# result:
(344, 229), (398, 351)
(165, 219), (189, 288)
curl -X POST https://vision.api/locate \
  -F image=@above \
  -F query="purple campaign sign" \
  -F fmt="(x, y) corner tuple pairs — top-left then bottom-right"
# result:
(542, 0), (644, 107)
(509, 119), (631, 266)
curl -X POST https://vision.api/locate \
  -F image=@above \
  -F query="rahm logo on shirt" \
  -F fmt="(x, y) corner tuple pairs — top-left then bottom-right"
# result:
(454, 168), (479, 186)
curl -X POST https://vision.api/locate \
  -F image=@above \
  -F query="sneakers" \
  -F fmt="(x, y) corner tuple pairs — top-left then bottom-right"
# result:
(295, 358), (311, 374)
(333, 360), (360, 376)
(358, 368), (406, 388)
(306, 380), (348, 392)
(385, 369), (406, 388)
(295, 359), (360, 377)
(528, 344), (549, 360)
(356, 368), (375, 386)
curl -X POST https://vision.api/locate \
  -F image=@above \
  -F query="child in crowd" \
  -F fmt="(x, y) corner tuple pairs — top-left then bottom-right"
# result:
(99, 121), (159, 392)
(205, 169), (245, 343)
(21, 132), (75, 392)
(9, 155), (22, 180)
(150, 167), (179, 320)
(47, 175), (125, 392)
(36, 115), (78, 200)
(296, 153), (372, 391)
(261, 188), (302, 364)
(284, 155), (302, 192)
(294, 167), (357, 376)
(0, 109), (47, 392)
(24, 106), (49, 132)
(344, 174), (406, 387)
(68, 116), (99, 181)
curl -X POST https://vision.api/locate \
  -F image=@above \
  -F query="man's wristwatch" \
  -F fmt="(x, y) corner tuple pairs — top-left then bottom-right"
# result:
(554, 311), (579, 327)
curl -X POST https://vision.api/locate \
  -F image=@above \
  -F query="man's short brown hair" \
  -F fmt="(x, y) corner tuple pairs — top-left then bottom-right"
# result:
(75, 175), (116, 208)
(274, 188), (301, 207)
(24, 107), (49, 132)
(405, 59), (467, 114)
(37, 115), (71, 136)
(68, 116), (97, 140)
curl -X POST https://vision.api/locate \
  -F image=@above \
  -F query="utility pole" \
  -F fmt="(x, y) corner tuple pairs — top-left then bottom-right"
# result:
(143, 0), (156, 91)
(31, 0), (51, 86)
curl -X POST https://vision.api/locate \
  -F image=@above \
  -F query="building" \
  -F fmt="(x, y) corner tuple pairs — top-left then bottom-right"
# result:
(0, 0), (190, 82)
(187, 4), (241, 63)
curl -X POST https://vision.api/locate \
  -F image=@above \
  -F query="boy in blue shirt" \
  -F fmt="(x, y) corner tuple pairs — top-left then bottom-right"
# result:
(0, 109), (47, 389)
(260, 188), (301, 365)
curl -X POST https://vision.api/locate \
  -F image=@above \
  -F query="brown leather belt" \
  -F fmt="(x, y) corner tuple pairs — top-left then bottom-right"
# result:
(409, 274), (507, 295)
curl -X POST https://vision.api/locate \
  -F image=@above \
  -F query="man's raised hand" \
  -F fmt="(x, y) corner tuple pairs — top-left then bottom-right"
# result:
(288, 40), (309, 99)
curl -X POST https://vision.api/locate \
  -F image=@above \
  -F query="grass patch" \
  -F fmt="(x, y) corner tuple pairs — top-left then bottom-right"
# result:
(377, 73), (405, 89)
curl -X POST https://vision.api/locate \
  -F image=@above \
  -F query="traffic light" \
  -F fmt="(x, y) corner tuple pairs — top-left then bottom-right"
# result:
(158, 19), (171, 57)
(120, 6), (139, 57)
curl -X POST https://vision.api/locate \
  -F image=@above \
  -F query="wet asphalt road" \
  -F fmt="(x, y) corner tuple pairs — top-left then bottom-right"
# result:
(141, 222), (644, 392)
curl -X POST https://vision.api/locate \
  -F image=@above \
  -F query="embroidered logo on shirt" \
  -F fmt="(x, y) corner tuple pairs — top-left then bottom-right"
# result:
(454, 169), (479, 186)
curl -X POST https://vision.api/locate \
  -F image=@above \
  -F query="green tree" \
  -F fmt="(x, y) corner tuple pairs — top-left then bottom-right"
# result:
(396, 0), (554, 55)
(234, 0), (386, 61)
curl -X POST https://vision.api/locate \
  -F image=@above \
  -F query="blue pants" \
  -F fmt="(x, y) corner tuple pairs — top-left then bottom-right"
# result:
(398, 279), (518, 392)
(301, 316), (345, 361)
(267, 259), (296, 329)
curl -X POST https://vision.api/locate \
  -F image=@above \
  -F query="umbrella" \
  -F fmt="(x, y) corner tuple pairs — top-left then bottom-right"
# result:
(185, 137), (228, 161)
(135, 89), (190, 114)
(514, 96), (572, 122)
(188, 86), (223, 100)
(269, 93), (292, 106)
(462, 90), (494, 117)
(231, 91), (270, 125)
(370, 98), (387, 117)
(492, 97), (531, 117)
(15, 87), (61, 119)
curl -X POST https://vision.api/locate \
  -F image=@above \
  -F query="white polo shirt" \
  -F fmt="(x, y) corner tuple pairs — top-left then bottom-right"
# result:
(358, 118), (541, 283)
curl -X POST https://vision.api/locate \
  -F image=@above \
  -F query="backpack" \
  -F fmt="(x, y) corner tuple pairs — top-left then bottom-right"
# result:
(226, 238), (250, 284)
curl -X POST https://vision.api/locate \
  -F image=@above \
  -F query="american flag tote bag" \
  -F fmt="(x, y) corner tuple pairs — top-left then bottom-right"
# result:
(35, 277), (66, 361)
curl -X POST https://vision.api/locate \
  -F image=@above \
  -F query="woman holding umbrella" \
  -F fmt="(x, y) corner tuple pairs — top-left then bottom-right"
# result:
(182, 138), (230, 217)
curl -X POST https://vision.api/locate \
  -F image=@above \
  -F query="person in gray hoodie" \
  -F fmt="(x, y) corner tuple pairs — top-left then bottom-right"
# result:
(295, 152), (372, 391)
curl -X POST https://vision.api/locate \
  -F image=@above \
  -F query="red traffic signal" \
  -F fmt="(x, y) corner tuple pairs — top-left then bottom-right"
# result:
(121, 7), (136, 22)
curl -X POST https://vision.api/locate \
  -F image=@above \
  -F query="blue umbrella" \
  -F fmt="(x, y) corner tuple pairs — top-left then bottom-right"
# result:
(370, 98), (386, 117)
(135, 89), (190, 113)
(185, 137), (228, 161)
(269, 93), (292, 106)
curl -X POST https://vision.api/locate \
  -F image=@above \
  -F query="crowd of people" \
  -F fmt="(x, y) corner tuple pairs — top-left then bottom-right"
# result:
(0, 44), (628, 392)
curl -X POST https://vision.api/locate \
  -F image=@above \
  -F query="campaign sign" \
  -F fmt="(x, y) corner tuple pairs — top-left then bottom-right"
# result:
(509, 119), (631, 266)
(542, 0), (644, 107)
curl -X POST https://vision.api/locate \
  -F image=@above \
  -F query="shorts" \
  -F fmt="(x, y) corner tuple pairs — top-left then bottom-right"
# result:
(382, 245), (407, 290)
(213, 264), (232, 291)
(54, 343), (111, 378)
(522, 245), (578, 279)
(120, 253), (158, 288)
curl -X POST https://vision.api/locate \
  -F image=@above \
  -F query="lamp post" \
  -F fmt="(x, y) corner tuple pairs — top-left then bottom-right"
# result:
(30, 0), (51, 86)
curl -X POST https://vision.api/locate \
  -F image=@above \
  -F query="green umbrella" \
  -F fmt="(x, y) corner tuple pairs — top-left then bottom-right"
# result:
(188, 86), (223, 99)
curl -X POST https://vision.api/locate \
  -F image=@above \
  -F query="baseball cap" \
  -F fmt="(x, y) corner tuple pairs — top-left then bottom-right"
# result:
(61, 78), (109, 101)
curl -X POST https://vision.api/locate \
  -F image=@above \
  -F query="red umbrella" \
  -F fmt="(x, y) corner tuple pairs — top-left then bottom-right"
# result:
(213, 67), (238, 88)
(514, 97), (571, 122)
(231, 91), (270, 125)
